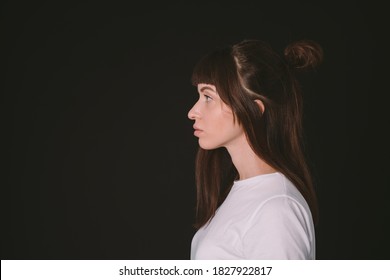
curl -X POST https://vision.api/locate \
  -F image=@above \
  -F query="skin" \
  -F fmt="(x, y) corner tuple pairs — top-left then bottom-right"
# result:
(188, 83), (276, 180)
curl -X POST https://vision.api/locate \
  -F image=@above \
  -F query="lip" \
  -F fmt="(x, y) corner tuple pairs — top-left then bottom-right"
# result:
(194, 129), (203, 137)
(193, 125), (203, 136)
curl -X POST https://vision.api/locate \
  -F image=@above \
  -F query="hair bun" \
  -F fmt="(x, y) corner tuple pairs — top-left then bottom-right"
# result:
(284, 40), (324, 70)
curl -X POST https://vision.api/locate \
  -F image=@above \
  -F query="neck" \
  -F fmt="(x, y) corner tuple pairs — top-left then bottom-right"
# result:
(226, 135), (276, 180)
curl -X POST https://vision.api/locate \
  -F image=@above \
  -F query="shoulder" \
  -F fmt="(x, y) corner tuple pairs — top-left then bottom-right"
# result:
(251, 194), (312, 228)
(233, 172), (307, 207)
(230, 172), (313, 229)
(248, 173), (313, 228)
(239, 173), (315, 240)
(241, 181), (315, 259)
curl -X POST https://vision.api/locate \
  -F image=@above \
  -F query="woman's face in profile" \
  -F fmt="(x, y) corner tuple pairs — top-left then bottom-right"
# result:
(188, 83), (245, 150)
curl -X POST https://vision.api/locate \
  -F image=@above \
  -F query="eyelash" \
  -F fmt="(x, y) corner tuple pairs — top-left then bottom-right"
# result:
(204, 95), (212, 102)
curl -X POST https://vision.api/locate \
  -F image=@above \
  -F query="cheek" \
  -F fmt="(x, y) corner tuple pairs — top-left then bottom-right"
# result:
(203, 116), (241, 146)
(216, 111), (236, 132)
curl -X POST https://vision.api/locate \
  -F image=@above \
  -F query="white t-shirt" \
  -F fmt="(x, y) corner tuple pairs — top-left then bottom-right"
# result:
(190, 172), (315, 259)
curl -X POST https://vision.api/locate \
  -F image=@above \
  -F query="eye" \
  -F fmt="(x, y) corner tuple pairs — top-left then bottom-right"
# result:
(204, 95), (213, 102)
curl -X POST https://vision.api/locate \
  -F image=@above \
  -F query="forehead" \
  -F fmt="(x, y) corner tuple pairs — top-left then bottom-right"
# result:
(197, 83), (217, 92)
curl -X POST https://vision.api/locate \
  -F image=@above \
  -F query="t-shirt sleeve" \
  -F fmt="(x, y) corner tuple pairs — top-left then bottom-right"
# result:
(242, 196), (314, 259)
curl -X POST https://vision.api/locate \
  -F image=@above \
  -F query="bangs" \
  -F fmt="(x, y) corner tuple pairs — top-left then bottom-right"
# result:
(191, 47), (233, 87)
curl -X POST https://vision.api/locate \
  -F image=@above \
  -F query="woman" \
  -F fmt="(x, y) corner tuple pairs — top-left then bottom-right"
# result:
(187, 39), (323, 259)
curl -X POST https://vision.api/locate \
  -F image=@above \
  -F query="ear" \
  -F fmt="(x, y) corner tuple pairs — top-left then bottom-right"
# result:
(254, 99), (265, 114)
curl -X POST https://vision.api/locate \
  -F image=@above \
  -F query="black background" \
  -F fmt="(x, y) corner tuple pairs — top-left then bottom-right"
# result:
(2, 0), (389, 259)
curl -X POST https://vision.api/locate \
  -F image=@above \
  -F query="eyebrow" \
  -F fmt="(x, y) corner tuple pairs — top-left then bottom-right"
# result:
(199, 86), (216, 94)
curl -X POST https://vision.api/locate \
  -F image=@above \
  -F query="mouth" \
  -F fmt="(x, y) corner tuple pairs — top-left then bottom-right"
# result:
(193, 126), (203, 136)
(194, 129), (203, 137)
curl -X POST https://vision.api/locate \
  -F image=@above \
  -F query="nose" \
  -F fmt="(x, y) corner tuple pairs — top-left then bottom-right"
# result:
(188, 102), (200, 120)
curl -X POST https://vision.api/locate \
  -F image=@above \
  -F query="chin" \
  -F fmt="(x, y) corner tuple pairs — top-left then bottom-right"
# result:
(198, 140), (221, 150)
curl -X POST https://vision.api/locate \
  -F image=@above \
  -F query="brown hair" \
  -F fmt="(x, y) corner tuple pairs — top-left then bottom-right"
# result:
(191, 39), (323, 229)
